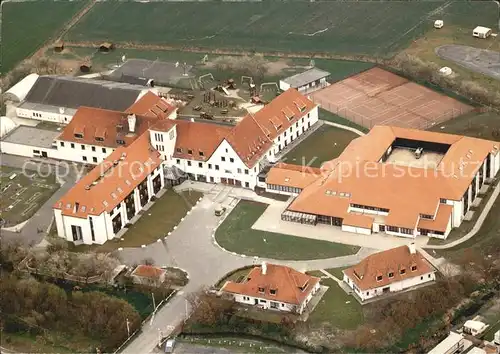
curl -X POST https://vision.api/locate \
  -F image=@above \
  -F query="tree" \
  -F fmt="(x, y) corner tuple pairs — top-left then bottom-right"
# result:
(186, 289), (234, 326)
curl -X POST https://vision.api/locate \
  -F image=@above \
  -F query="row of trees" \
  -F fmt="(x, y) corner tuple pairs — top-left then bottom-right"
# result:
(0, 275), (141, 351)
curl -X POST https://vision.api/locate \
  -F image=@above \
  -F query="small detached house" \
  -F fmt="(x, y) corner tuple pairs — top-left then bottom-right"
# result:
(131, 265), (166, 287)
(343, 243), (436, 302)
(221, 263), (320, 314)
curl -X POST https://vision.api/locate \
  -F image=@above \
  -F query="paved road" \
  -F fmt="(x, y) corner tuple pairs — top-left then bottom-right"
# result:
(1, 154), (81, 246)
(118, 186), (373, 354)
(435, 44), (500, 81)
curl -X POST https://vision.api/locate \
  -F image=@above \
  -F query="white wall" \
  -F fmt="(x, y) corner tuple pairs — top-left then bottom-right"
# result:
(343, 271), (436, 301)
(341, 224), (371, 235)
(55, 139), (113, 164)
(0, 141), (59, 159)
(149, 126), (177, 163)
(279, 81), (291, 92)
(16, 107), (73, 124)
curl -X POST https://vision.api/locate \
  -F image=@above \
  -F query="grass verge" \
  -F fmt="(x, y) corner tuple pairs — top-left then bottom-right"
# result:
(69, 189), (202, 252)
(283, 124), (359, 168)
(215, 200), (359, 260)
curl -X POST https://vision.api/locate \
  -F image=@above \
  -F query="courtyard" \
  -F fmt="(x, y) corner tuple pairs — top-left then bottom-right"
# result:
(283, 125), (359, 168)
(215, 200), (359, 260)
(385, 147), (444, 169)
(0, 165), (59, 227)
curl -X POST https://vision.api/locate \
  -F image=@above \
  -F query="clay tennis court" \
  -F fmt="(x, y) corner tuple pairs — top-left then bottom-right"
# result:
(311, 67), (474, 129)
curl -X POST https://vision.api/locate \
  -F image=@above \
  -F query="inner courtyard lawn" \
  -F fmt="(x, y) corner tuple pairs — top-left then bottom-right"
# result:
(283, 124), (359, 168)
(215, 200), (359, 260)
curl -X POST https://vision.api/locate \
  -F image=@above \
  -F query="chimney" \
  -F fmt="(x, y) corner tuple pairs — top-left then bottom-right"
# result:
(261, 262), (267, 275)
(74, 202), (80, 213)
(127, 114), (137, 133)
(59, 107), (65, 114)
(408, 242), (416, 254)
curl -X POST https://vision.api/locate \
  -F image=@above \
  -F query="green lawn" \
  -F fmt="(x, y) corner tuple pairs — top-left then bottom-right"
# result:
(324, 267), (347, 280)
(70, 189), (202, 253)
(215, 200), (359, 260)
(0, 166), (59, 227)
(429, 111), (500, 142)
(283, 125), (359, 168)
(66, 1), (494, 58)
(215, 267), (252, 289)
(309, 278), (363, 330)
(436, 192), (500, 259)
(1, 0), (88, 74)
(319, 108), (369, 134)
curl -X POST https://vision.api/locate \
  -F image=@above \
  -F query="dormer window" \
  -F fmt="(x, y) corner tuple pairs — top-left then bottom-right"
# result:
(116, 139), (125, 145)
(188, 149), (193, 155)
(411, 265), (417, 271)
(74, 133), (83, 139)
(95, 137), (104, 142)
(258, 287), (265, 294)
(376, 275), (383, 281)
(199, 151), (204, 157)
(388, 272), (394, 278)
(270, 289), (277, 295)
(176, 148), (182, 153)
(400, 269), (406, 275)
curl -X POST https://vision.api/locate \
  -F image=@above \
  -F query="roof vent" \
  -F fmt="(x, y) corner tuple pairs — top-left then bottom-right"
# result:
(113, 160), (119, 166)
(85, 185), (91, 190)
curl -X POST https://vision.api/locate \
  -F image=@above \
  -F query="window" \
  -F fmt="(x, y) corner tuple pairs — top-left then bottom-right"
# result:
(411, 265), (417, 271)
(245, 182), (249, 188)
(188, 149), (193, 155)
(169, 130), (175, 140)
(60, 141), (65, 147)
(440, 198), (447, 204)
(387, 225), (399, 232)
(401, 228), (413, 235)
(187, 161), (191, 166)
(198, 162), (203, 168)
(225, 148), (228, 153)
(33, 150), (40, 154)
(176, 159), (180, 164)
(281, 304), (284, 307)
(244, 169), (249, 175)
(82, 156), (87, 161)
(366, 292), (369, 296)
(421, 276), (424, 280)
(176, 148), (182, 153)
(400, 269), (406, 275)
(71, 143), (75, 149)
(92, 157), (97, 163)
(102, 147), (106, 153)
(284, 131), (287, 137)
(116, 139), (125, 145)
(91, 146), (96, 152)
(278, 136), (280, 142)
(258, 287), (265, 293)
(208, 164), (212, 169)
(230, 158), (234, 163)
(221, 157), (226, 162)
(376, 275), (382, 281)
(199, 151), (204, 157)
(295, 122), (299, 128)
(307, 113), (310, 118)
(95, 137), (104, 142)
(74, 133), (83, 139)
(270, 289), (277, 295)
(89, 217), (95, 242)
(237, 168), (242, 174)
(388, 272), (394, 278)
(215, 165), (219, 170)
(428, 274), (432, 278)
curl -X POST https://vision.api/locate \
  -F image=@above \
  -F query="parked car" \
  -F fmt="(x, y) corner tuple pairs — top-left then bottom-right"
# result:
(215, 205), (226, 216)
(165, 338), (176, 353)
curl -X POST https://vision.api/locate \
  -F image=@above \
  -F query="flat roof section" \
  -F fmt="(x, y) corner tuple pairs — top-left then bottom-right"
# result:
(282, 68), (330, 88)
(109, 59), (194, 86)
(2, 126), (60, 149)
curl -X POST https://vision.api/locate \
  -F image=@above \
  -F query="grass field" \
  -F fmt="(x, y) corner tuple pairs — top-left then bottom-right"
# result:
(0, 166), (59, 227)
(1, 0), (88, 74)
(215, 200), (359, 260)
(65, 1), (496, 58)
(283, 125), (359, 168)
(429, 111), (500, 142)
(308, 278), (363, 330)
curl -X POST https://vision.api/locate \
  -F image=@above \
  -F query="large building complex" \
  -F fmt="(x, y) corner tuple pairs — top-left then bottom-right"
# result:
(272, 126), (500, 239)
(50, 89), (319, 243)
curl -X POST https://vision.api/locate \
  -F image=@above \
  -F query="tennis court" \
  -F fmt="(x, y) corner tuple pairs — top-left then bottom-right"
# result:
(311, 67), (474, 130)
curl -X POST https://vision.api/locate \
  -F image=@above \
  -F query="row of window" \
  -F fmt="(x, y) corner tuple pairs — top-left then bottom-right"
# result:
(267, 184), (302, 194)
(386, 225), (413, 235)
(375, 265), (418, 281)
(82, 156), (98, 163)
(350, 204), (389, 213)
(60, 141), (107, 154)
(175, 159), (253, 174)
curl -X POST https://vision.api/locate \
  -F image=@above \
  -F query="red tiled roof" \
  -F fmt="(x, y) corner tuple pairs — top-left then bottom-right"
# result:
(57, 106), (160, 148)
(53, 132), (162, 218)
(131, 265), (166, 279)
(221, 263), (320, 305)
(126, 91), (176, 119)
(343, 245), (434, 291)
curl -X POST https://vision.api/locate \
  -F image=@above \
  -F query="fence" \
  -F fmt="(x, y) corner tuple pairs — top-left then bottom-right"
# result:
(311, 96), (473, 131)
